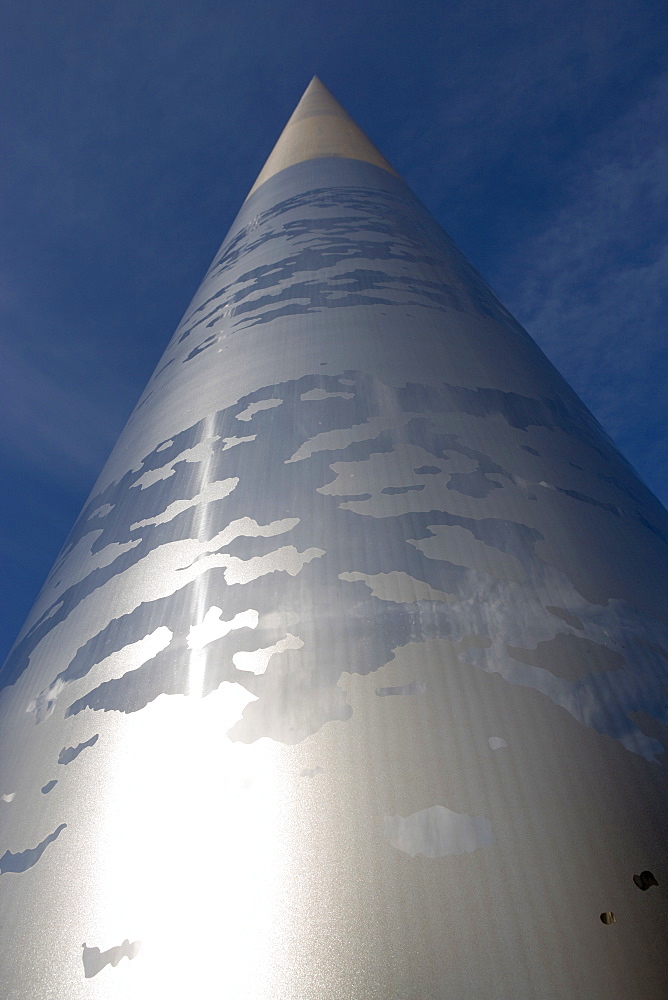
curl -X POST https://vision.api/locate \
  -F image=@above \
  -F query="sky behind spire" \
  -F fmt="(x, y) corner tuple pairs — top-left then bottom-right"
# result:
(1, 0), (666, 662)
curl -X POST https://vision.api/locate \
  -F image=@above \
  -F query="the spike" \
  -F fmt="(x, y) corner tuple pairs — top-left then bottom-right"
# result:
(246, 77), (397, 198)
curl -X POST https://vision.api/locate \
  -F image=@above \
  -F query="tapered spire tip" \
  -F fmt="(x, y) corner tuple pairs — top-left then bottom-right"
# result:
(246, 77), (397, 199)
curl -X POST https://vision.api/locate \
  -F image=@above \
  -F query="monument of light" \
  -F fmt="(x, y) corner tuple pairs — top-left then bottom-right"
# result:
(1, 78), (667, 998)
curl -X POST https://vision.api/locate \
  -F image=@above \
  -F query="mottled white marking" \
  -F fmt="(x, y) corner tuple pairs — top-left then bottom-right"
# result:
(28, 627), (173, 722)
(19, 533), (141, 642)
(339, 570), (453, 604)
(320, 446), (474, 506)
(300, 388), (354, 401)
(132, 462), (183, 490)
(93, 540), (142, 575)
(221, 434), (257, 450)
(89, 503), (114, 519)
(23, 519), (304, 697)
(286, 413), (413, 464)
(233, 633), (304, 674)
(236, 398), (283, 421)
(209, 516), (299, 550)
(33, 600), (63, 630)
(131, 478), (239, 531)
(488, 737), (508, 750)
(1, 793), (16, 803)
(222, 546), (325, 585)
(384, 805), (494, 857)
(132, 437), (221, 489)
(408, 524), (527, 584)
(156, 438), (173, 452)
(27, 679), (67, 723)
(188, 608), (259, 652)
(81, 626), (174, 688)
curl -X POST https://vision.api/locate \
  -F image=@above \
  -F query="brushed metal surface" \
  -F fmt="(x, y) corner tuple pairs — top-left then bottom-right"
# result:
(1, 80), (667, 998)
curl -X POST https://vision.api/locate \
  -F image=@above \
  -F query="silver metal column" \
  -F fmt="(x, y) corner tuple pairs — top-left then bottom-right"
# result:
(1, 77), (667, 999)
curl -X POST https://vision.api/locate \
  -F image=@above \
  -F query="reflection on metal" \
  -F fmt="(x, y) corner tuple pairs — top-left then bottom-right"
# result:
(1, 76), (667, 997)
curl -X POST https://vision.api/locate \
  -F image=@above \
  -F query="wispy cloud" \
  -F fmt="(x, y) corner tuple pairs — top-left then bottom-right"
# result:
(493, 76), (668, 504)
(395, 0), (667, 203)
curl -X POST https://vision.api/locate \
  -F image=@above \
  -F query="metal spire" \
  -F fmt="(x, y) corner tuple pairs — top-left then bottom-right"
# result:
(246, 76), (398, 198)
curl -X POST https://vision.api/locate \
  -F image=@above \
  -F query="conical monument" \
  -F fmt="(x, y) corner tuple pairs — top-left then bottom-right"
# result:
(1, 78), (667, 998)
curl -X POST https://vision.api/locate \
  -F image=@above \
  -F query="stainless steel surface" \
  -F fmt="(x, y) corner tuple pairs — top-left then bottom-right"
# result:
(1, 77), (667, 998)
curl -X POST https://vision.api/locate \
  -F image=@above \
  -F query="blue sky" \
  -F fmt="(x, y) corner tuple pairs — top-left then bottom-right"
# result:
(1, 0), (666, 662)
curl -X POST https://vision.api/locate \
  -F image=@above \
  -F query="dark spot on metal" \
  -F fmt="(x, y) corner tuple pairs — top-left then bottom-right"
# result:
(446, 471), (502, 498)
(154, 356), (175, 378)
(413, 465), (441, 475)
(633, 870), (658, 891)
(557, 487), (621, 517)
(0, 823), (67, 874)
(184, 334), (217, 362)
(381, 485), (425, 495)
(335, 493), (373, 502)
(58, 733), (99, 765)
(600, 911), (616, 925)
(545, 606), (585, 631)
(41, 780), (58, 794)
(375, 680), (427, 696)
(520, 445), (540, 455)
(82, 939), (141, 978)
(507, 633), (624, 682)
